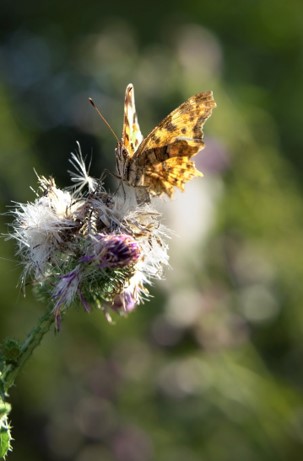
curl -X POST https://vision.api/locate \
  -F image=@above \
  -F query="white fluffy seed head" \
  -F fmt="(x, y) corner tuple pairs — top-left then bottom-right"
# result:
(8, 145), (170, 319)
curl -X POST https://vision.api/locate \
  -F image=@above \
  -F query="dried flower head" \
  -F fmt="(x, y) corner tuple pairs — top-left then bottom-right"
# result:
(7, 146), (169, 325)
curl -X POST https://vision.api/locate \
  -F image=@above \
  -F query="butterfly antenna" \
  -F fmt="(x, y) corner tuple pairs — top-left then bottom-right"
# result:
(89, 97), (120, 143)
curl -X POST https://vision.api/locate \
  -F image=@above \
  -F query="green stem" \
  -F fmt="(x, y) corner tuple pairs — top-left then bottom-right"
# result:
(2, 308), (55, 393)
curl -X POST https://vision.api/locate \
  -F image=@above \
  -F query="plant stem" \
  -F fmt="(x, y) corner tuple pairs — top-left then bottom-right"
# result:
(2, 309), (55, 393)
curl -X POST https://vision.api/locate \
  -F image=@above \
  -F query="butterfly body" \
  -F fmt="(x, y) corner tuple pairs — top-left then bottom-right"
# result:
(116, 84), (216, 203)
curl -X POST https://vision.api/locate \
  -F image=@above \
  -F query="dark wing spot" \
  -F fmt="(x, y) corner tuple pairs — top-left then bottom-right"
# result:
(151, 134), (161, 145)
(154, 147), (170, 161)
(166, 121), (177, 132)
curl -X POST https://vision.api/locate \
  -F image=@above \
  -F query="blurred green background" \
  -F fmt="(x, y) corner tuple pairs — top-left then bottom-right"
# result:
(1, 1), (303, 460)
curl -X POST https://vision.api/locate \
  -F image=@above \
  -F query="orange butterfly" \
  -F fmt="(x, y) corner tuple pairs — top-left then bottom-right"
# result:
(115, 84), (216, 203)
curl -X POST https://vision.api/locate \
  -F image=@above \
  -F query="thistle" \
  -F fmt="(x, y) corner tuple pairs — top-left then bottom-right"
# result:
(1, 79), (216, 458)
(0, 144), (171, 456)
(7, 144), (169, 326)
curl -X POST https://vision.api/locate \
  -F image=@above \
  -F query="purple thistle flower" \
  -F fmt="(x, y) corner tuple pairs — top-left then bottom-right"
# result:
(84, 234), (141, 269)
(8, 150), (170, 323)
(53, 267), (81, 323)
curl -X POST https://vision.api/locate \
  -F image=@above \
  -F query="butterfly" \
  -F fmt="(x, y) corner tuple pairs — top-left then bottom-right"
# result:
(115, 84), (216, 203)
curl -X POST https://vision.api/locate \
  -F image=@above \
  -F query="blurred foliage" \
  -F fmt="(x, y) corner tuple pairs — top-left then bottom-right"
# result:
(1, 0), (303, 460)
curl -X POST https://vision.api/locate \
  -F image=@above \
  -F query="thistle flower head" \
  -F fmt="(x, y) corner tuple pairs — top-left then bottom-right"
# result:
(83, 234), (141, 268)
(7, 145), (169, 325)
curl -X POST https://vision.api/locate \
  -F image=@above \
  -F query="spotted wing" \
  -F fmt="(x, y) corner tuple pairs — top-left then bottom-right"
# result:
(133, 91), (216, 197)
(122, 83), (144, 157)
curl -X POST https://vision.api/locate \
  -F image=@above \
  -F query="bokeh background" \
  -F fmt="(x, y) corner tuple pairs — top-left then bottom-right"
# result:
(1, 1), (303, 460)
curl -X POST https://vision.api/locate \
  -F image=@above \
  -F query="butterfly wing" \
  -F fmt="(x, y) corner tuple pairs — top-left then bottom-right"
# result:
(140, 156), (203, 197)
(131, 91), (216, 197)
(122, 83), (144, 157)
(116, 83), (144, 182)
